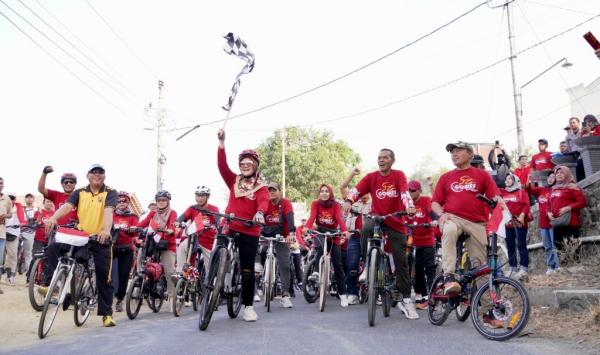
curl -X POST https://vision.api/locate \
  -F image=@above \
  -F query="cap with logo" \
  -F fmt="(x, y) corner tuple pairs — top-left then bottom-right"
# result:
(88, 164), (105, 173)
(445, 141), (473, 153)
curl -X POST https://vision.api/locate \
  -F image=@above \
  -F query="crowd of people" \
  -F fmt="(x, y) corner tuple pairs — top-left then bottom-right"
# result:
(0, 114), (593, 329)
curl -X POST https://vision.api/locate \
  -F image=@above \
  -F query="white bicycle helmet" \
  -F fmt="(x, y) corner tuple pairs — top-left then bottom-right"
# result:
(195, 186), (211, 195)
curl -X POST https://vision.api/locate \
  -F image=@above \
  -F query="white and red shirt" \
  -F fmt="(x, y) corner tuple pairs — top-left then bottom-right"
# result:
(264, 198), (294, 236)
(34, 209), (54, 242)
(500, 189), (530, 228)
(46, 189), (78, 225)
(405, 196), (435, 247)
(180, 204), (219, 249)
(113, 212), (140, 249)
(548, 187), (586, 227)
(305, 201), (347, 246)
(530, 151), (555, 171)
(530, 186), (551, 229)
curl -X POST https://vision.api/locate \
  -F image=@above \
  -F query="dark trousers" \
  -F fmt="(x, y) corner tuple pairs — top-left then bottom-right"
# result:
(45, 241), (114, 316)
(113, 246), (134, 301)
(362, 218), (411, 298)
(291, 253), (302, 284)
(345, 236), (361, 296)
(314, 238), (347, 295)
(505, 227), (529, 268)
(414, 246), (436, 296)
(576, 158), (585, 182)
(217, 233), (259, 307)
(553, 225), (581, 252)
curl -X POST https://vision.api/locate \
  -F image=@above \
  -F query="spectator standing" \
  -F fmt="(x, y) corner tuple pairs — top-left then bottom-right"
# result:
(530, 139), (555, 187)
(488, 142), (511, 188)
(0, 178), (14, 291)
(529, 174), (561, 275)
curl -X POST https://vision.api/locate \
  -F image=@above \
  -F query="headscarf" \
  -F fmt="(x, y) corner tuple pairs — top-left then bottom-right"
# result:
(504, 173), (521, 192)
(233, 173), (267, 198)
(552, 165), (578, 190)
(152, 202), (172, 229)
(317, 184), (335, 208)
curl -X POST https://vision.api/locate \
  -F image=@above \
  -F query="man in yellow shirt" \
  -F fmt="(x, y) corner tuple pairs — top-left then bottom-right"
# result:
(46, 164), (118, 327)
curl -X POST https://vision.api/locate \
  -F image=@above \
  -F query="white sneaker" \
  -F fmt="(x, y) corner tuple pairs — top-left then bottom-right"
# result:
(253, 293), (261, 302)
(347, 295), (359, 305)
(358, 269), (367, 283)
(398, 298), (419, 320)
(254, 263), (264, 274)
(340, 294), (349, 308)
(545, 268), (556, 276)
(517, 269), (528, 280)
(243, 306), (258, 322)
(309, 272), (319, 282)
(8, 276), (15, 286)
(184, 300), (192, 307)
(280, 296), (293, 308)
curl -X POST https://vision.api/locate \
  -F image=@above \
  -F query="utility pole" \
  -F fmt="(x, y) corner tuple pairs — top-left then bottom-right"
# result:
(145, 80), (166, 191)
(281, 128), (286, 198)
(506, 2), (525, 155)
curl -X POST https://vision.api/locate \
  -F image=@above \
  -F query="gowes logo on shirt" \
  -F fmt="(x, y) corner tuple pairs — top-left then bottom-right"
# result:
(375, 182), (399, 200)
(450, 176), (478, 193)
(504, 195), (518, 203)
(551, 191), (561, 198)
(318, 211), (334, 225)
(539, 196), (548, 204)
(266, 211), (279, 224)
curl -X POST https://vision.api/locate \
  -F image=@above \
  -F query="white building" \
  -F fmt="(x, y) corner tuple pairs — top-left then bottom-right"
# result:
(566, 77), (600, 119)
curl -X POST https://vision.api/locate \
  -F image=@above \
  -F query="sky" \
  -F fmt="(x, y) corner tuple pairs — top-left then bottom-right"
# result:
(1, 0), (600, 213)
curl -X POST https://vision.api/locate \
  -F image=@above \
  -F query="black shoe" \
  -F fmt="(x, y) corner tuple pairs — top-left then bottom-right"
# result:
(115, 300), (123, 312)
(63, 293), (72, 311)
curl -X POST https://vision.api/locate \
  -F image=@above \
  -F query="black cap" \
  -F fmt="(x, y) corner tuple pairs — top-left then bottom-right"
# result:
(538, 139), (548, 145)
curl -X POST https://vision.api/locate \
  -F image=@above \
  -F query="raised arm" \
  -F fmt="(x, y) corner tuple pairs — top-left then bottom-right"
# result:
(339, 167), (360, 197)
(217, 129), (237, 186)
(38, 166), (53, 197)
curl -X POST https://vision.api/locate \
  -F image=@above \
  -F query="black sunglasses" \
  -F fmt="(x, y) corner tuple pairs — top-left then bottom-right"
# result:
(62, 180), (76, 185)
(117, 199), (128, 203)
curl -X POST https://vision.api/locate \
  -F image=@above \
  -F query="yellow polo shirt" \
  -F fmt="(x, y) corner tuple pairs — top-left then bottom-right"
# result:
(67, 185), (117, 235)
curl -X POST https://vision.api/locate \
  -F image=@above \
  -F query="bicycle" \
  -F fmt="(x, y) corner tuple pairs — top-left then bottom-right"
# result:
(172, 223), (211, 317)
(428, 194), (530, 341)
(198, 209), (257, 331)
(125, 228), (169, 319)
(260, 235), (284, 312)
(38, 228), (103, 339)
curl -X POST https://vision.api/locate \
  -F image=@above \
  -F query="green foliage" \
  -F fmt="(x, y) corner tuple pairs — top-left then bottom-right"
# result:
(256, 126), (360, 204)
(408, 155), (450, 195)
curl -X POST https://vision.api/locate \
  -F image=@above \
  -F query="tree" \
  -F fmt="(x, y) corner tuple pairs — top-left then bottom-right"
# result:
(409, 155), (450, 195)
(256, 126), (361, 204)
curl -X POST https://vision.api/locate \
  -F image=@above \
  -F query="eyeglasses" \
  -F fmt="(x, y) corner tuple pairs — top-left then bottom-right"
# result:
(117, 200), (128, 204)
(239, 161), (254, 167)
(62, 180), (76, 185)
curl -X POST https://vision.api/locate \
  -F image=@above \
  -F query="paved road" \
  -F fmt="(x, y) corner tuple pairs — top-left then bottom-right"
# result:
(4, 295), (585, 355)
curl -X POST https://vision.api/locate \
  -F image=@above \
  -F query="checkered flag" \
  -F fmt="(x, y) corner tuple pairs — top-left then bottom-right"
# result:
(222, 32), (255, 111)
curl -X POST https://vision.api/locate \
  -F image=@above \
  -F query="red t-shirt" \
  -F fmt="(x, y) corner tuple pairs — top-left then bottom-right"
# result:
(405, 196), (435, 247)
(530, 151), (555, 171)
(348, 170), (412, 234)
(592, 126), (600, 136)
(113, 212), (140, 249)
(34, 209), (54, 242)
(432, 167), (499, 223)
(548, 187), (586, 227)
(218, 147), (269, 237)
(500, 189), (530, 228)
(137, 210), (178, 253)
(264, 198), (294, 236)
(305, 201), (347, 245)
(46, 189), (78, 226)
(514, 166), (531, 185)
(180, 204), (219, 250)
(530, 186), (551, 229)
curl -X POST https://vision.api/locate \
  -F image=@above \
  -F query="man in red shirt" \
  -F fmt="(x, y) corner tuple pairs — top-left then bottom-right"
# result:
(514, 155), (531, 186)
(37, 166), (78, 226)
(344, 148), (418, 319)
(432, 141), (502, 295)
(529, 139), (554, 187)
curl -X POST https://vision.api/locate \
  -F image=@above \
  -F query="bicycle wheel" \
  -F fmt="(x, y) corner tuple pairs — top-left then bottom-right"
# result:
(199, 248), (227, 331)
(302, 257), (318, 303)
(74, 270), (94, 326)
(126, 275), (144, 320)
(264, 254), (273, 312)
(456, 279), (477, 322)
(150, 275), (167, 313)
(427, 274), (451, 326)
(191, 278), (202, 312)
(227, 258), (243, 318)
(28, 258), (45, 312)
(367, 248), (379, 327)
(382, 256), (391, 318)
(318, 257), (329, 312)
(471, 276), (530, 341)
(38, 268), (68, 339)
(173, 278), (187, 317)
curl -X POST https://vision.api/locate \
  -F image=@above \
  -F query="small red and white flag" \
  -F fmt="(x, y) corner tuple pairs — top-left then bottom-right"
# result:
(487, 205), (512, 238)
(186, 214), (207, 236)
(55, 227), (90, 246)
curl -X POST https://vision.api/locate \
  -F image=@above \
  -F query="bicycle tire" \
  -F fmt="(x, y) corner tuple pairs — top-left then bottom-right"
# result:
(227, 258), (243, 318)
(367, 248), (379, 326)
(318, 257), (329, 312)
(38, 268), (68, 339)
(74, 270), (94, 326)
(264, 254), (273, 312)
(173, 278), (187, 317)
(199, 248), (227, 331)
(427, 274), (451, 326)
(302, 257), (318, 303)
(150, 275), (167, 313)
(125, 275), (144, 320)
(455, 279), (477, 322)
(28, 258), (45, 312)
(192, 278), (201, 312)
(382, 256), (391, 318)
(471, 276), (530, 341)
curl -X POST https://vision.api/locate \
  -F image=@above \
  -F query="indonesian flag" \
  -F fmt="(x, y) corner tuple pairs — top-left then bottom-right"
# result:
(55, 227), (90, 246)
(148, 220), (162, 243)
(186, 214), (207, 236)
(487, 205), (512, 239)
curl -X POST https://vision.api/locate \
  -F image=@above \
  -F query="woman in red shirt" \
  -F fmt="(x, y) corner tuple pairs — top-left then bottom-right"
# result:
(137, 190), (178, 304)
(530, 173), (561, 274)
(305, 184), (349, 307)
(112, 191), (139, 312)
(501, 174), (531, 278)
(548, 166), (586, 252)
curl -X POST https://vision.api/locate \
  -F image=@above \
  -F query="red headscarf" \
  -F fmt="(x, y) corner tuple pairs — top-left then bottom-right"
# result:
(317, 184), (335, 208)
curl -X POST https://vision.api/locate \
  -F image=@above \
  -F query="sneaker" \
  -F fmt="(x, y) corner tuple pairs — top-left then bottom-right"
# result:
(340, 294), (349, 308)
(517, 269), (528, 280)
(184, 301), (192, 307)
(483, 314), (503, 329)
(397, 298), (419, 319)
(102, 315), (116, 327)
(280, 296), (293, 308)
(254, 263), (264, 274)
(115, 300), (123, 312)
(169, 302), (174, 313)
(347, 295), (359, 305)
(253, 293), (260, 302)
(358, 269), (367, 283)
(309, 272), (319, 282)
(8, 276), (15, 286)
(242, 306), (258, 322)
(416, 301), (428, 310)
(545, 268), (556, 276)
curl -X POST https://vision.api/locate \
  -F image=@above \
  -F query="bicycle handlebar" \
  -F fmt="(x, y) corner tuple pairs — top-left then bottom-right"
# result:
(476, 194), (497, 209)
(195, 208), (260, 227)
(260, 235), (285, 242)
(404, 222), (434, 228)
(362, 211), (409, 221)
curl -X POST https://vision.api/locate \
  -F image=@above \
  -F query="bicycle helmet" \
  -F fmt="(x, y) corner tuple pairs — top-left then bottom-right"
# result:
(117, 191), (130, 201)
(60, 173), (77, 183)
(195, 186), (211, 195)
(238, 149), (260, 166)
(155, 190), (172, 201)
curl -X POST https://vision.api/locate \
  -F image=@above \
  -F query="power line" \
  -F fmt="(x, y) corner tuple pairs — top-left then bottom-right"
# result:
(17, 0), (139, 102)
(523, 0), (596, 16)
(0, 0), (134, 105)
(178, 0), (490, 134)
(85, 0), (158, 80)
(0, 7), (128, 115)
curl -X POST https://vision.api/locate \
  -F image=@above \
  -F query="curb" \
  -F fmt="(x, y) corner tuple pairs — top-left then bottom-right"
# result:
(526, 287), (600, 311)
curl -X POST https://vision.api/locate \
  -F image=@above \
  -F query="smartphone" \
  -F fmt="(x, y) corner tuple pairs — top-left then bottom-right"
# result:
(584, 32), (600, 51)
(495, 140), (500, 145)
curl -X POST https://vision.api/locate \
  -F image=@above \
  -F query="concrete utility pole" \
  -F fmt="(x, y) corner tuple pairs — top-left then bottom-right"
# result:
(145, 80), (167, 191)
(506, 1), (525, 155)
(281, 129), (286, 198)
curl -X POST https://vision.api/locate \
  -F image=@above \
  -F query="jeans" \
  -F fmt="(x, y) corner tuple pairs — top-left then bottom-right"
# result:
(22, 234), (34, 273)
(540, 228), (560, 269)
(0, 238), (6, 270)
(505, 227), (529, 269)
(345, 236), (361, 296)
(414, 246), (436, 296)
